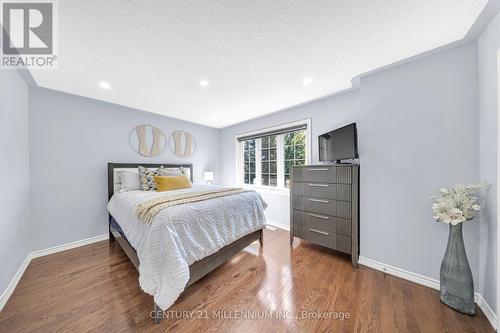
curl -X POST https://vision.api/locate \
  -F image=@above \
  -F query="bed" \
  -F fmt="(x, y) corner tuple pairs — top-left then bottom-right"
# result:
(106, 163), (266, 324)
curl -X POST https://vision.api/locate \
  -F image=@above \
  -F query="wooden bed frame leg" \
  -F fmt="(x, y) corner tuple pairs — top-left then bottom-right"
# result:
(153, 303), (163, 325)
(259, 229), (264, 246)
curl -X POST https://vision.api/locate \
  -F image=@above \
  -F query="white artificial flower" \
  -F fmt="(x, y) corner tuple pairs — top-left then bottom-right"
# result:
(431, 182), (485, 225)
(452, 216), (466, 225)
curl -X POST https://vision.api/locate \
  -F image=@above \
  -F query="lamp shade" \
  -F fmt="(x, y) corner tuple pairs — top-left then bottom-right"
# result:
(203, 171), (214, 182)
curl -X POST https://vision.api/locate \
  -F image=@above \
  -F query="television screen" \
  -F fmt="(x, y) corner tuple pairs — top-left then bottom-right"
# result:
(318, 123), (358, 162)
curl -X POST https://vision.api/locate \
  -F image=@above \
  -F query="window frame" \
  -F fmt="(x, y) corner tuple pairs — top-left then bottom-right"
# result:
(235, 119), (312, 192)
(284, 131), (307, 187)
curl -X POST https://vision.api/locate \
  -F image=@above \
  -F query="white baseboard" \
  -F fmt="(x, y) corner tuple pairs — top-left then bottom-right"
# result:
(359, 256), (497, 330)
(0, 255), (31, 311)
(0, 233), (109, 311)
(475, 293), (498, 330)
(30, 233), (109, 259)
(266, 220), (290, 231)
(358, 256), (440, 290)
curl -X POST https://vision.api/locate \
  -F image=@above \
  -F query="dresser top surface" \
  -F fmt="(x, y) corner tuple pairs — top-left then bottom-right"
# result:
(292, 163), (359, 168)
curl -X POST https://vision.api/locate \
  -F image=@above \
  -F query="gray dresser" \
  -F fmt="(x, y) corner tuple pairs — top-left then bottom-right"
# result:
(290, 164), (359, 266)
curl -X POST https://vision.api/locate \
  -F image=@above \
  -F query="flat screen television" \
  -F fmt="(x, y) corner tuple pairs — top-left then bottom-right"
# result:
(318, 123), (358, 162)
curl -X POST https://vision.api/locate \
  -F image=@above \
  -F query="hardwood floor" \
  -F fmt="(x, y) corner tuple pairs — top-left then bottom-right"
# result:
(0, 228), (493, 333)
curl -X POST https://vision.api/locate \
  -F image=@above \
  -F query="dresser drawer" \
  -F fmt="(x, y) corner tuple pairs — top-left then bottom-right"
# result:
(292, 210), (351, 236)
(292, 182), (351, 201)
(292, 166), (335, 182)
(292, 165), (352, 184)
(292, 196), (352, 219)
(293, 224), (351, 254)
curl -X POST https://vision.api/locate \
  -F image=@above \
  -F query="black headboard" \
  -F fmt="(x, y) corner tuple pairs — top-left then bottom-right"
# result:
(107, 162), (193, 200)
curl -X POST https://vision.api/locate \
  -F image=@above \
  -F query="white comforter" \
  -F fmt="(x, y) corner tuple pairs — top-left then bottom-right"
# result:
(107, 185), (267, 310)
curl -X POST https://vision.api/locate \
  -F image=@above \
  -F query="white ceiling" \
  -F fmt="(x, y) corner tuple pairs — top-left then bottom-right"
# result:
(30, 0), (488, 128)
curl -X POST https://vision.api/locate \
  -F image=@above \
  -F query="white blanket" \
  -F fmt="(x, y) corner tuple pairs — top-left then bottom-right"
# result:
(107, 185), (267, 310)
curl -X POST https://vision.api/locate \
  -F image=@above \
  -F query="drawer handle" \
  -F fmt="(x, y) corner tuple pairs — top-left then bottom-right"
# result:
(308, 213), (329, 220)
(309, 198), (329, 203)
(307, 168), (329, 171)
(309, 228), (329, 236)
(308, 183), (329, 187)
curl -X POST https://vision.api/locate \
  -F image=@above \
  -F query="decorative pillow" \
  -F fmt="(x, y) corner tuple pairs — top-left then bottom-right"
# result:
(138, 166), (165, 191)
(154, 175), (192, 192)
(164, 166), (187, 176)
(163, 169), (182, 176)
(118, 170), (142, 191)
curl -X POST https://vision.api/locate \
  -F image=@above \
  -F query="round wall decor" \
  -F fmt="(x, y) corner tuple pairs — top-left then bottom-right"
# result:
(169, 130), (196, 158)
(129, 125), (167, 157)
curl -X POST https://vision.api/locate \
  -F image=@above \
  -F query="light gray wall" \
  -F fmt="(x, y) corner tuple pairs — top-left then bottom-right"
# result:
(0, 70), (31, 293)
(358, 42), (480, 283)
(29, 88), (220, 251)
(219, 42), (481, 288)
(218, 90), (360, 225)
(478, 11), (500, 313)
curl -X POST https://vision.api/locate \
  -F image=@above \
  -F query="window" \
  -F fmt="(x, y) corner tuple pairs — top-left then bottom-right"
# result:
(243, 139), (256, 184)
(284, 130), (306, 187)
(261, 135), (277, 186)
(237, 120), (310, 190)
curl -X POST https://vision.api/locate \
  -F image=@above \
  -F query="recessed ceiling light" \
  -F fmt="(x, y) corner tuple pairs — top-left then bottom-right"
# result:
(302, 77), (313, 85)
(199, 79), (209, 87)
(99, 81), (111, 90)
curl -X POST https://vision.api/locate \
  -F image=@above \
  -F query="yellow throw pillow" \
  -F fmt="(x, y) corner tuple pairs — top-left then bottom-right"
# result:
(154, 175), (192, 192)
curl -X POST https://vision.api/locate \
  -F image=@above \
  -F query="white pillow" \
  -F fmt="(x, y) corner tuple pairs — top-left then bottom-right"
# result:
(163, 170), (182, 176)
(163, 167), (184, 176)
(119, 170), (142, 191)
